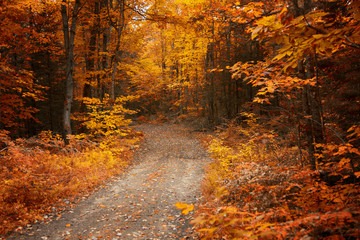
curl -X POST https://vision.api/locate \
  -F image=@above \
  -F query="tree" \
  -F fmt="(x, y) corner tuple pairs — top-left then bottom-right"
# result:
(0, 0), (61, 136)
(61, 0), (81, 143)
(232, 0), (360, 167)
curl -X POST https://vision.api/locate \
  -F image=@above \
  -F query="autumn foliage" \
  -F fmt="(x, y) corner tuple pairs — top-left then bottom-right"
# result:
(0, 105), (141, 235)
(192, 118), (360, 239)
(1, 0), (360, 238)
(177, 0), (360, 238)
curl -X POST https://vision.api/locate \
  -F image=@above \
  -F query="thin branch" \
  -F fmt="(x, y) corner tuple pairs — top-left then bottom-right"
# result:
(123, 3), (170, 23)
(76, 1), (86, 16)
(125, 3), (147, 18)
(303, 14), (326, 34)
(0, 147), (9, 153)
(344, 35), (360, 50)
(106, 1), (117, 29)
(273, 105), (346, 144)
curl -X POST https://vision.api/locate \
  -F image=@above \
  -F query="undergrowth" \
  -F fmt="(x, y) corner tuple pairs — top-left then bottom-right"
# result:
(193, 115), (360, 239)
(0, 97), (142, 235)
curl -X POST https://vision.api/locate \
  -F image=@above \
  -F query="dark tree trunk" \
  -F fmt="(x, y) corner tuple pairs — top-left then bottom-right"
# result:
(83, 0), (100, 100)
(205, 42), (217, 126)
(111, 0), (126, 100)
(61, 0), (81, 144)
(299, 56), (324, 169)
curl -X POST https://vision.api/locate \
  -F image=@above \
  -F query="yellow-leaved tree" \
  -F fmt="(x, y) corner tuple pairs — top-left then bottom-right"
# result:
(77, 95), (137, 141)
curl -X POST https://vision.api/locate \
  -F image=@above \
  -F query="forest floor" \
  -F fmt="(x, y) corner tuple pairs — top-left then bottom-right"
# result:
(5, 123), (210, 240)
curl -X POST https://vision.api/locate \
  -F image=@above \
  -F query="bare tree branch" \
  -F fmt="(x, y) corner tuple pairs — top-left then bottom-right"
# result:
(344, 35), (360, 50)
(303, 14), (327, 34)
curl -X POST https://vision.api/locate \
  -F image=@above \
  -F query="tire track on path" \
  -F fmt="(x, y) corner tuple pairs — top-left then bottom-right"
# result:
(7, 123), (210, 240)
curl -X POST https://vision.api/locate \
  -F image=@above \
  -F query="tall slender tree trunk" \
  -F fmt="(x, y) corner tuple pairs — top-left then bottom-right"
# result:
(111, 0), (126, 100)
(225, 22), (233, 118)
(84, 0), (100, 101)
(299, 56), (324, 169)
(206, 42), (216, 126)
(61, 0), (81, 144)
(290, 0), (324, 169)
(102, 0), (111, 97)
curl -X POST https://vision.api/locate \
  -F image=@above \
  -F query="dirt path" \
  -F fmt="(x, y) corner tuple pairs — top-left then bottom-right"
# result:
(7, 123), (210, 240)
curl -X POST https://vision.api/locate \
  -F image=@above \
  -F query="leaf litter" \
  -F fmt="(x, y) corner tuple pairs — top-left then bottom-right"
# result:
(5, 123), (210, 240)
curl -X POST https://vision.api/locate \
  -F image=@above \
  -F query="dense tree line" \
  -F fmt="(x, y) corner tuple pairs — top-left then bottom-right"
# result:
(1, 0), (359, 178)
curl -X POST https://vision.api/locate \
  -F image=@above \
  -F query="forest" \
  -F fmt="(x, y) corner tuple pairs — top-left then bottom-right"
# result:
(1, 0), (360, 238)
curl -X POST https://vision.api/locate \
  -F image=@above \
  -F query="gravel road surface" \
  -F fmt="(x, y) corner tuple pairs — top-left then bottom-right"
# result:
(6, 123), (210, 240)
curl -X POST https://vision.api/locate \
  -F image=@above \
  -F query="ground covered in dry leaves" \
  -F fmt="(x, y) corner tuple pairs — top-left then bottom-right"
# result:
(5, 124), (210, 240)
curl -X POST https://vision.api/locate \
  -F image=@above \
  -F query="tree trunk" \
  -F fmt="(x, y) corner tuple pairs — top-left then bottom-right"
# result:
(102, 0), (111, 94)
(61, 0), (81, 144)
(84, 0), (100, 101)
(111, 0), (126, 100)
(299, 56), (324, 169)
(225, 22), (233, 118)
(206, 42), (216, 126)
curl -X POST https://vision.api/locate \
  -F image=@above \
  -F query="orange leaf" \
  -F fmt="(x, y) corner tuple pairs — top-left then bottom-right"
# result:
(175, 202), (194, 215)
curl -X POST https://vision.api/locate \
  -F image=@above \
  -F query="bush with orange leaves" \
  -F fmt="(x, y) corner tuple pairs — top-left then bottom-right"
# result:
(192, 117), (360, 239)
(0, 107), (141, 235)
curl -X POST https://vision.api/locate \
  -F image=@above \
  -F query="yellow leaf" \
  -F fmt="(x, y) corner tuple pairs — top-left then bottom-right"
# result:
(313, 34), (324, 39)
(175, 202), (194, 215)
(251, 25), (262, 40)
(198, 227), (218, 233)
(267, 86), (275, 93)
(190, 216), (206, 225)
(273, 51), (288, 61)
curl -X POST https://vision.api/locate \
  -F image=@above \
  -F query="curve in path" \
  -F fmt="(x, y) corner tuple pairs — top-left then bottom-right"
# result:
(7, 123), (210, 240)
